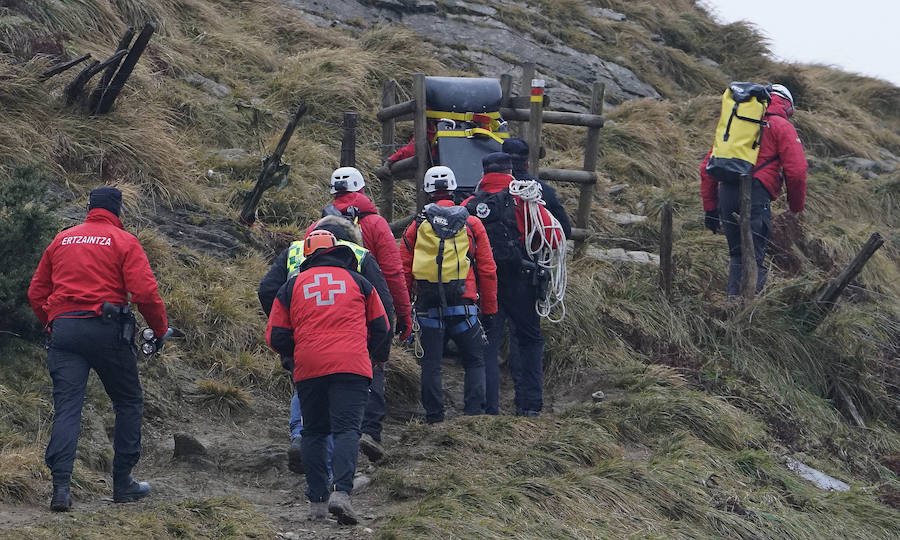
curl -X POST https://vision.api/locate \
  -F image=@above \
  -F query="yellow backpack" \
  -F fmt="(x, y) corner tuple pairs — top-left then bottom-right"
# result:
(412, 204), (471, 307)
(706, 82), (772, 184)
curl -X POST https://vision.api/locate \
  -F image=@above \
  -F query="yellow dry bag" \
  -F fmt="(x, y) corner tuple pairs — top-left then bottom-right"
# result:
(706, 82), (771, 184)
(412, 204), (471, 306)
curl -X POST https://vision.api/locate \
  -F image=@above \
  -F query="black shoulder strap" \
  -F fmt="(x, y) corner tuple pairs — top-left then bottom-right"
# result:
(752, 157), (778, 173)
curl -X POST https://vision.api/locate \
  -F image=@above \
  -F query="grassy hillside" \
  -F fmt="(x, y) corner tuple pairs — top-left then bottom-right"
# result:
(1, 0), (898, 538)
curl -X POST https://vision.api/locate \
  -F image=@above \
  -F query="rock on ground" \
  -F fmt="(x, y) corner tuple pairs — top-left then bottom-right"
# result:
(586, 247), (659, 265)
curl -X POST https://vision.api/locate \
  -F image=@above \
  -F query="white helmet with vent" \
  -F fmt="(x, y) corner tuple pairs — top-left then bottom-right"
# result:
(329, 167), (365, 195)
(423, 166), (457, 193)
(770, 84), (794, 106)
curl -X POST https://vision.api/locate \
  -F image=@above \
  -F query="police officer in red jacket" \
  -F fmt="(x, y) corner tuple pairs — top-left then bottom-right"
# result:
(28, 187), (168, 512)
(266, 230), (389, 525)
(700, 84), (808, 296)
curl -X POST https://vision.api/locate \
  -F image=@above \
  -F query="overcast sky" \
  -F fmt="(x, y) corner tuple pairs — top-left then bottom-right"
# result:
(700, 0), (900, 86)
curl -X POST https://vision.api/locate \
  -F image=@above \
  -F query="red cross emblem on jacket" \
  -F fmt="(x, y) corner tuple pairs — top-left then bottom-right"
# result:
(302, 273), (346, 306)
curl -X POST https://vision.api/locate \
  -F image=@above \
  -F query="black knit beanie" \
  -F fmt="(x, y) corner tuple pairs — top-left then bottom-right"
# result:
(88, 187), (122, 216)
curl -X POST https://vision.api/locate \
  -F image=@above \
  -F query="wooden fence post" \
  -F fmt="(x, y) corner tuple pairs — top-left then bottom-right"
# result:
(239, 103), (307, 225)
(527, 78), (545, 177)
(89, 26), (135, 112)
(96, 22), (156, 114)
(516, 62), (535, 138)
(659, 200), (673, 298)
(380, 79), (397, 221)
(576, 82), (604, 252)
(64, 50), (128, 105)
(340, 112), (358, 168)
(736, 174), (757, 301)
(813, 232), (884, 321)
(500, 73), (513, 108)
(731, 174), (759, 302)
(41, 54), (91, 80)
(413, 73), (428, 211)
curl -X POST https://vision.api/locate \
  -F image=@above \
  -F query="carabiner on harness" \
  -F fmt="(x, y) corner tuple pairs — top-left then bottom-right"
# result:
(412, 317), (424, 359)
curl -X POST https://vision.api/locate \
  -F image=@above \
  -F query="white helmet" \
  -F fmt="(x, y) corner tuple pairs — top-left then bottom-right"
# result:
(423, 166), (457, 193)
(770, 84), (794, 107)
(329, 167), (365, 195)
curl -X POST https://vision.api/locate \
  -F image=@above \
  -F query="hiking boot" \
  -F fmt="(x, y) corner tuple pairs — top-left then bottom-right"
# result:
(358, 434), (384, 462)
(113, 474), (151, 503)
(327, 490), (359, 525)
(516, 409), (540, 418)
(49, 484), (72, 512)
(307, 501), (328, 521)
(288, 437), (304, 474)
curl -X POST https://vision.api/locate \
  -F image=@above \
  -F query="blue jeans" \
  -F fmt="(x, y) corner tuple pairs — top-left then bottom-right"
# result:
(484, 270), (545, 414)
(417, 316), (486, 423)
(296, 373), (370, 501)
(45, 315), (142, 485)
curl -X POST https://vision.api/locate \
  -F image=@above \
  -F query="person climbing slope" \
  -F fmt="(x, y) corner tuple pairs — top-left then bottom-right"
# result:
(266, 230), (389, 525)
(700, 83), (808, 296)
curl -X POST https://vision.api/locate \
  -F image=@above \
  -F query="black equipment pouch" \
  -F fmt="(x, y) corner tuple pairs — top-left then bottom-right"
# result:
(101, 302), (136, 345)
(521, 259), (551, 302)
(101, 301), (120, 324)
(120, 305), (135, 345)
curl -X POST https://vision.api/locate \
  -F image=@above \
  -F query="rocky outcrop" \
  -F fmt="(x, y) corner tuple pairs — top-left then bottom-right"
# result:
(148, 207), (248, 258)
(282, 0), (659, 110)
(586, 247), (659, 265)
(832, 156), (897, 179)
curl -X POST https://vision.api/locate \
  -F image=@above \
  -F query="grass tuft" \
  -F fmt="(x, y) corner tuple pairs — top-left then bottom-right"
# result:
(194, 379), (253, 415)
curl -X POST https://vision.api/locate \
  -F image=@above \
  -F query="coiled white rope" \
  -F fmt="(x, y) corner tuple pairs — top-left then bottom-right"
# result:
(508, 179), (567, 322)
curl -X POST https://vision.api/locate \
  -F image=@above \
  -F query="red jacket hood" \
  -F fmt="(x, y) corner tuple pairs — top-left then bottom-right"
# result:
(85, 208), (124, 228)
(767, 95), (792, 120)
(333, 192), (378, 214)
(476, 172), (515, 193)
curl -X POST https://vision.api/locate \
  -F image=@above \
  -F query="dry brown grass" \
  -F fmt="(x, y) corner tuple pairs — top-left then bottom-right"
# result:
(195, 379), (253, 415)
(0, 446), (48, 503)
(1, 0), (899, 536)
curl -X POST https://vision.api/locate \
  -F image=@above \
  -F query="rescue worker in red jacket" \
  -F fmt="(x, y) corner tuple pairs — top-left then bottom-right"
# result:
(463, 153), (561, 417)
(266, 230), (389, 525)
(401, 166), (498, 423)
(700, 84), (808, 296)
(307, 167), (412, 341)
(258, 215), (392, 469)
(28, 187), (168, 512)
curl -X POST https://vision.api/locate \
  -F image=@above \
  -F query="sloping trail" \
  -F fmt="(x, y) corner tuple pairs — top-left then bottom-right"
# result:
(0, 349), (614, 538)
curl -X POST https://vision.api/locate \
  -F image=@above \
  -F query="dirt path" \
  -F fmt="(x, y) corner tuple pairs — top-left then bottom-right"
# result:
(0, 353), (606, 537)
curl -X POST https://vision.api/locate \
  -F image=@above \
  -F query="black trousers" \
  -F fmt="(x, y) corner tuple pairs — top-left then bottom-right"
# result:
(45, 315), (142, 485)
(418, 318), (486, 423)
(718, 180), (773, 297)
(361, 363), (386, 442)
(484, 270), (545, 414)
(296, 373), (370, 501)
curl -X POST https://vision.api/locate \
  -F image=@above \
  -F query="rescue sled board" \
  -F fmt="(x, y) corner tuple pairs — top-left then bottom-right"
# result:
(425, 76), (502, 113)
(436, 133), (503, 190)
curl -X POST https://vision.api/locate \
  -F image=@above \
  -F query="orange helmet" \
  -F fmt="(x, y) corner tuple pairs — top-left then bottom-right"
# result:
(303, 230), (337, 256)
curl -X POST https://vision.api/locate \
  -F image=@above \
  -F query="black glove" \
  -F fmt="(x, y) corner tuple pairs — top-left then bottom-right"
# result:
(280, 355), (294, 372)
(704, 210), (720, 234)
(480, 313), (495, 331)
